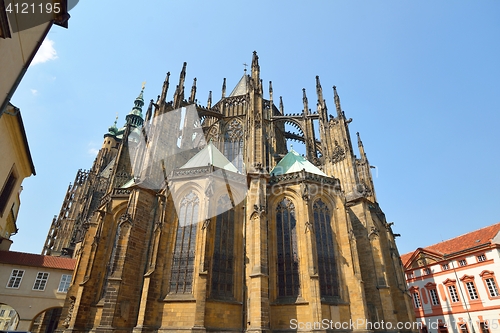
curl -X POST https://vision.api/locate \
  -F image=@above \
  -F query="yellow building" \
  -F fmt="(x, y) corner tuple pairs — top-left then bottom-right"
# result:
(0, 103), (35, 251)
(46, 53), (416, 333)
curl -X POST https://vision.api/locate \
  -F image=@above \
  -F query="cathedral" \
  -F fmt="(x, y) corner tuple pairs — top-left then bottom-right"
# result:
(44, 52), (415, 333)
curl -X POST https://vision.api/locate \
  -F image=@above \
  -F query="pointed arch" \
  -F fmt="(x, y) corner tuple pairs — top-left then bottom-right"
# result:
(210, 194), (235, 299)
(223, 119), (244, 172)
(170, 191), (200, 294)
(276, 197), (300, 298)
(313, 199), (339, 297)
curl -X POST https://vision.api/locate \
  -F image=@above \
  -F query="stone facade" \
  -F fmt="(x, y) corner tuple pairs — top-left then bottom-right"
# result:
(46, 52), (415, 333)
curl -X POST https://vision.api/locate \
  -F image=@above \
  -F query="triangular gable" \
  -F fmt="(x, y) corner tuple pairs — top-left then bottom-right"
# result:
(229, 74), (249, 97)
(402, 247), (446, 270)
(180, 142), (239, 173)
(271, 149), (327, 177)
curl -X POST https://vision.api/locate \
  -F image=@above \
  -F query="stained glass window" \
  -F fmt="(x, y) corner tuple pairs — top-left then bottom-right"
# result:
(224, 119), (244, 172)
(170, 192), (199, 294)
(211, 195), (235, 299)
(313, 199), (339, 297)
(276, 198), (300, 298)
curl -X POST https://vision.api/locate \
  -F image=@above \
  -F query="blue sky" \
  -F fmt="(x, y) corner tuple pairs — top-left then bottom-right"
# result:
(10, 1), (500, 256)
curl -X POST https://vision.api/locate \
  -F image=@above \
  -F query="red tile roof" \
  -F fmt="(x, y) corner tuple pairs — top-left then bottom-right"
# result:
(0, 251), (76, 270)
(401, 222), (500, 266)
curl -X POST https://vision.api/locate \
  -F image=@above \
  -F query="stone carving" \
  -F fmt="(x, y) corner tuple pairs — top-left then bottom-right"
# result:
(331, 141), (346, 163)
(62, 296), (76, 328)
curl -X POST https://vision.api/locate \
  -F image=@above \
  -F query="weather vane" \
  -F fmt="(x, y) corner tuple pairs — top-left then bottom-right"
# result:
(243, 63), (248, 71)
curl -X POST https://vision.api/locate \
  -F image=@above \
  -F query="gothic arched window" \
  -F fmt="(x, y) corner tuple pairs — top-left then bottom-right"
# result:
(276, 198), (300, 298)
(224, 119), (244, 172)
(170, 191), (199, 294)
(313, 199), (339, 297)
(211, 195), (235, 299)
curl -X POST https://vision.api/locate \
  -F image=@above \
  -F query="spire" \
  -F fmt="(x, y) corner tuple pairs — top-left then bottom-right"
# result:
(279, 96), (284, 114)
(159, 72), (170, 105)
(302, 88), (309, 115)
(357, 132), (366, 159)
(207, 91), (212, 109)
(145, 99), (154, 122)
(174, 63), (187, 107)
(333, 85), (342, 118)
(126, 86), (145, 127)
(316, 76), (326, 109)
(105, 114), (119, 137)
(189, 78), (197, 103)
(222, 78), (226, 98)
(269, 81), (273, 104)
(251, 51), (260, 83)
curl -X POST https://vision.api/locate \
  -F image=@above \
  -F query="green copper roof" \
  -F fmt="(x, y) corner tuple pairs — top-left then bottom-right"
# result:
(270, 149), (327, 177)
(180, 142), (239, 173)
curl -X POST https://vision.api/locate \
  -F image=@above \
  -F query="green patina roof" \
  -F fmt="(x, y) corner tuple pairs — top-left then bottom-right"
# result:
(270, 149), (327, 177)
(180, 142), (239, 173)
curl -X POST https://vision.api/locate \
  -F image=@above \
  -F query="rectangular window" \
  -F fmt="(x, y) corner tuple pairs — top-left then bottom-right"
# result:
(32, 272), (49, 291)
(459, 259), (467, 267)
(424, 268), (431, 275)
(448, 285), (459, 302)
(412, 292), (421, 308)
(407, 272), (414, 279)
(486, 278), (499, 297)
(442, 264), (449, 271)
(0, 169), (17, 216)
(430, 289), (440, 305)
(465, 282), (478, 300)
(58, 274), (72, 292)
(6, 269), (24, 288)
(460, 324), (469, 333)
(477, 254), (486, 262)
(0, 309), (4, 316)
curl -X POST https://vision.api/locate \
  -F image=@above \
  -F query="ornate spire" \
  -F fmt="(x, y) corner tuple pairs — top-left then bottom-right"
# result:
(316, 76), (327, 110)
(189, 78), (197, 103)
(251, 51), (260, 83)
(173, 63), (187, 107)
(357, 132), (366, 159)
(222, 78), (226, 98)
(279, 96), (284, 114)
(333, 85), (343, 118)
(159, 72), (170, 105)
(302, 88), (309, 115)
(126, 86), (145, 127)
(207, 91), (212, 109)
(105, 114), (119, 137)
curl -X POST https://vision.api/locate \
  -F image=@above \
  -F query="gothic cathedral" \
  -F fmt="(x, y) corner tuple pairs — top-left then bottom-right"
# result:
(44, 52), (415, 333)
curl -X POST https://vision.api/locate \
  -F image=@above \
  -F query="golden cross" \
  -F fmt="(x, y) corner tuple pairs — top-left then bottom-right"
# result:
(142, 81), (146, 90)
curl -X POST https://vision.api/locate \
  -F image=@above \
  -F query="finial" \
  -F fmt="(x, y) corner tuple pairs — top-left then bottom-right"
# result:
(222, 78), (226, 98)
(114, 113), (118, 126)
(207, 91), (212, 109)
(333, 85), (342, 117)
(290, 144), (294, 151)
(243, 63), (248, 71)
(302, 88), (309, 114)
(279, 96), (284, 114)
(141, 81), (146, 90)
(189, 77), (197, 103)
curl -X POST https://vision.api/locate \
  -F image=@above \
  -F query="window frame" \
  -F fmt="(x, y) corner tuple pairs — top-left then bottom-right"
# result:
(480, 271), (500, 299)
(6, 269), (24, 289)
(32, 272), (50, 291)
(57, 274), (72, 293)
